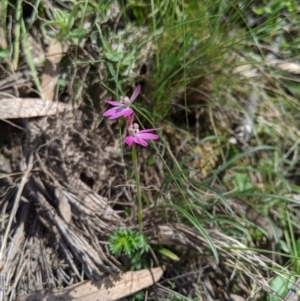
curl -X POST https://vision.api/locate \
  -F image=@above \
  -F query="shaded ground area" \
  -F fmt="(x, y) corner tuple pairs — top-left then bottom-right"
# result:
(1, 1), (300, 301)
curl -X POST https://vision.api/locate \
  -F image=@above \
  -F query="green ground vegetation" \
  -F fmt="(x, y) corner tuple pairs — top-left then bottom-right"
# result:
(1, 0), (300, 300)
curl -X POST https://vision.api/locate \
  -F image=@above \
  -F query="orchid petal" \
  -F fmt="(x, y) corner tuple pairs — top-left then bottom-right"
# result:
(106, 100), (121, 106)
(124, 137), (134, 147)
(130, 85), (141, 103)
(139, 128), (158, 133)
(108, 110), (126, 119)
(103, 107), (119, 116)
(123, 108), (134, 117)
(138, 133), (159, 140)
(134, 136), (148, 147)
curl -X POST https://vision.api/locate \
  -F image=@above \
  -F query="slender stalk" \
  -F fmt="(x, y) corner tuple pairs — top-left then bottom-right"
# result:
(0, 0), (8, 49)
(132, 144), (142, 233)
(21, 19), (43, 96)
(27, 0), (41, 30)
(13, 0), (22, 70)
(150, 0), (159, 70)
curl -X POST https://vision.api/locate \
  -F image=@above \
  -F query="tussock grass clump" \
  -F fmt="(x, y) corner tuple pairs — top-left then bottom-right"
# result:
(0, 0), (300, 300)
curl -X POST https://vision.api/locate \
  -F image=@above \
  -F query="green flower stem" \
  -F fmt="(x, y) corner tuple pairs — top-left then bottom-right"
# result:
(132, 144), (142, 233)
(13, 0), (22, 70)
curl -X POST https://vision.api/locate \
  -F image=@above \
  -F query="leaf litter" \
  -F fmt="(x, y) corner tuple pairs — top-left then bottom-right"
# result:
(1, 1), (300, 301)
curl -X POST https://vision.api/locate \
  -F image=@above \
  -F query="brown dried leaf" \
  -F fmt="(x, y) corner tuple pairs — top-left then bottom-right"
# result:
(16, 266), (165, 301)
(268, 60), (300, 74)
(232, 65), (258, 78)
(55, 188), (72, 224)
(0, 97), (75, 119)
(41, 39), (69, 101)
(0, 27), (7, 50)
(0, 2), (7, 49)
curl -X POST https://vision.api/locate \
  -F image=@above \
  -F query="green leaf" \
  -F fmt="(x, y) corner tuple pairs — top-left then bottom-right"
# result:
(171, 204), (219, 264)
(108, 229), (149, 257)
(69, 28), (89, 39)
(252, 7), (264, 15)
(55, 9), (69, 23)
(67, 1), (84, 30)
(268, 273), (296, 301)
(0, 49), (9, 58)
(211, 146), (275, 177)
(158, 248), (180, 261)
(123, 55), (133, 65)
(44, 21), (68, 30)
(21, 19), (42, 95)
(105, 51), (123, 62)
(133, 290), (145, 301)
(279, 240), (290, 253)
(296, 239), (300, 253)
(147, 157), (156, 165)
(233, 173), (252, 192)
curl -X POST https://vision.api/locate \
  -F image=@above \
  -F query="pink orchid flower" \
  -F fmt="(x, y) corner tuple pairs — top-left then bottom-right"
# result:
(124, 121), (159, 147)
(103, 85), (141, 119)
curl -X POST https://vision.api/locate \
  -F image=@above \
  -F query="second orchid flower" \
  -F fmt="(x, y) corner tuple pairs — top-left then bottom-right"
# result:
(125, 121), (159, 147)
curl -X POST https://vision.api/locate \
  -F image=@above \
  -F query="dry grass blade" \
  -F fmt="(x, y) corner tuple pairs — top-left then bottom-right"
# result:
(0, 1), (7, 49)
(55, 187), (72, 224)
(267, 60), (300, 74)
(153, 223), (290, 297)
(0, 98), (76, 119)
(0, 154), (33, 271)
(284, 278), (300, 301)
(15, 266), (165, 301)
(33, 187), (110, 278)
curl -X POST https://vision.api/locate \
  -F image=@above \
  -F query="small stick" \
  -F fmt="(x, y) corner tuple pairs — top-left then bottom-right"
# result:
(0, 154), (33, 269)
